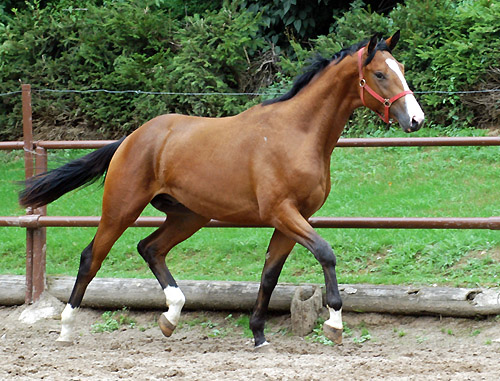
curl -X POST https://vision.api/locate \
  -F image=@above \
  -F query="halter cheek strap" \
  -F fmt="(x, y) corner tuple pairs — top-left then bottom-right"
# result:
(357, 47), (413, 123)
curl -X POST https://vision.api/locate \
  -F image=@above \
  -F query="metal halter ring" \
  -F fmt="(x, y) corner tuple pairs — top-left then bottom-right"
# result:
(359, 79), (366, 87)
(383, 99), (391, 107)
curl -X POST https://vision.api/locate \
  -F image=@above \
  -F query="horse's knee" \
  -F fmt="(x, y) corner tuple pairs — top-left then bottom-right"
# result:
(137, 239), (148, 260)
(137, 239), (158, 264)
(76, 241), (94, 278)
(312, 239), (336, 267)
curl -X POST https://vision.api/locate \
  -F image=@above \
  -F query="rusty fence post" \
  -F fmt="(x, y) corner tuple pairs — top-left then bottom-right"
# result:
(22, 84), (35, 303)
(21, 84), (47, 303)
(32, 146), (47, 301)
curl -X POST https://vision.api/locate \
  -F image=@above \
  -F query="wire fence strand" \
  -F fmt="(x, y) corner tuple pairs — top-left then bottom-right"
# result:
(414, 89), (500, 95)
(0, 89), (274, 97)
(1, 87), (499, 98)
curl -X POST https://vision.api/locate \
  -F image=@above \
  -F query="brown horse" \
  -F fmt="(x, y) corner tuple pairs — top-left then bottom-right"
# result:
(19, 31), (424, 349)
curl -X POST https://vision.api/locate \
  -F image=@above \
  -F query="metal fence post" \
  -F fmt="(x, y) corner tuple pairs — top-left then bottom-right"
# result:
(32, 146), (47, 301)
(22, 84), (35, 303)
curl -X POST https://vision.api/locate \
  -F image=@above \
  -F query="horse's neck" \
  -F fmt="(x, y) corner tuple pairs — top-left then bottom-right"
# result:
(286, 56), (361, 157)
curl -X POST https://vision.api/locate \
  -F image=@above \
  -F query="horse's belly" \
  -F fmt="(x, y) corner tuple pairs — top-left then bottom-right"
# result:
(164, 181), (261, 223)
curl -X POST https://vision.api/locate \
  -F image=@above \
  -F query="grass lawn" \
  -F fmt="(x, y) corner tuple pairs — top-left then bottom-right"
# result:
(1, 127), (499, 287)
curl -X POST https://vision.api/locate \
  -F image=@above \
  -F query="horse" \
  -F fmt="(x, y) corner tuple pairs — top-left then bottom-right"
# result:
(19, 31), (424, 349)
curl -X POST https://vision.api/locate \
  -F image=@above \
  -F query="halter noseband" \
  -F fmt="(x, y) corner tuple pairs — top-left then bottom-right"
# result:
(357, 47), (413, 123)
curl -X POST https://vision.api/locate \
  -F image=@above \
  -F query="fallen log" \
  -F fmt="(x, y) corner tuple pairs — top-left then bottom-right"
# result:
(46, 277), (315, 311)
(1, 275), (499, 317)
(0, 275), (26, 305)
(338, 284), (500, 317)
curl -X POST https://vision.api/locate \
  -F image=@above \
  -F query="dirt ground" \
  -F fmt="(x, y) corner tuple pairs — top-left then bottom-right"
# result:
(1, 304), (500, 381)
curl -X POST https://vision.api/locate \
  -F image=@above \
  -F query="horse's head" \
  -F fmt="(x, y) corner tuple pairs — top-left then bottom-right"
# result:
(358, 31), (424, 132)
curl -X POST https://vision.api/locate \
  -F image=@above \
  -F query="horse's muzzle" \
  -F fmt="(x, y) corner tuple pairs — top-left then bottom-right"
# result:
(404, 114), (424, 133)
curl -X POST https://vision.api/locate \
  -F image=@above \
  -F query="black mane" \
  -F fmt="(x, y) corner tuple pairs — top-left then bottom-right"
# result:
(263, 38), (391, 105)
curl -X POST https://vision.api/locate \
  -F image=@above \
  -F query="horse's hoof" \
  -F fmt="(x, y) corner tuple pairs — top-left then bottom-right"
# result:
(323, 323), (343, 345)
(158, 314), (176, 337)
(254, 341), (275, 353)
(55, 338), (73, 347)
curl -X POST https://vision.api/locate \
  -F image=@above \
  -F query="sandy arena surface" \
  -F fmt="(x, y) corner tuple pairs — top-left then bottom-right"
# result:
(1, 304), (500, 380)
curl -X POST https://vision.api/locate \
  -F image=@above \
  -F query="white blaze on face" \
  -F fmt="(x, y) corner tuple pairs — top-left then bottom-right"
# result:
(163, 286), (185, 326)
(385, 58), (425, 124)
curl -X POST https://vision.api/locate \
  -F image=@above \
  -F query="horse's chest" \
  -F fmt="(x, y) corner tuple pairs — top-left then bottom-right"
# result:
(287, 165), (330, 212)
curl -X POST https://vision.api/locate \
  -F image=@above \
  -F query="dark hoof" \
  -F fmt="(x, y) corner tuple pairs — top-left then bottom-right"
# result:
(158, 314), (176, 337)
(323, 323), (343, 345)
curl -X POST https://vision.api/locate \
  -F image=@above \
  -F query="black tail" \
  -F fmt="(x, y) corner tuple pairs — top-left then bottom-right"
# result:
(19, 138), (126, 208)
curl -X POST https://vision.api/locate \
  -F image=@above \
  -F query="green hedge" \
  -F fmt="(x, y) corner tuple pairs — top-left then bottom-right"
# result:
(0, 0), (498, 140)
(0, 1), (267, 139)
(282, 0), (499, 131)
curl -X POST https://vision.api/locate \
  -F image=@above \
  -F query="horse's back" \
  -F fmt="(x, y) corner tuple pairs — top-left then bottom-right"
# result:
(106, 112), (263, 221)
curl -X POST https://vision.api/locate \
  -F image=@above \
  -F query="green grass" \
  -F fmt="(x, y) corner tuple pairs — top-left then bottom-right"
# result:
(91, 308), (137, 333)
(1, 127), (499, 287)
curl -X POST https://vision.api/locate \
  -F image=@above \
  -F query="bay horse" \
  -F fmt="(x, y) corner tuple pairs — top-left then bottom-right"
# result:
(19, 31), (424, 349)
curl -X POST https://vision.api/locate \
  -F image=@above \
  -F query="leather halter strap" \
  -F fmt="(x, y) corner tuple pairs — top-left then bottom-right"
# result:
(357, 47), (413, 123)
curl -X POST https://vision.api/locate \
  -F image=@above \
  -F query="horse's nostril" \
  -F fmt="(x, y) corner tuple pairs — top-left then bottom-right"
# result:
(411, 116), (423, 131)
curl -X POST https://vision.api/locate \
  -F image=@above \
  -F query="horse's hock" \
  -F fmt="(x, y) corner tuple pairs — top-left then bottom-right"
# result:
(290, 286), (323, 336)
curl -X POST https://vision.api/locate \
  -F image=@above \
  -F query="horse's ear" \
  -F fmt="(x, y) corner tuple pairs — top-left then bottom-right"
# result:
(367, 34), (378, 54)
(386, 30), (400, 51)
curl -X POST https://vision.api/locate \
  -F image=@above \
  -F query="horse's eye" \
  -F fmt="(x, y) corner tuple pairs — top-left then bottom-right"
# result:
(374, 72), (385, 80)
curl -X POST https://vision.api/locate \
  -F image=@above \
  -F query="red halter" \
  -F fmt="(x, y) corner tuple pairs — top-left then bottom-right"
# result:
(357, 47), (413, 123)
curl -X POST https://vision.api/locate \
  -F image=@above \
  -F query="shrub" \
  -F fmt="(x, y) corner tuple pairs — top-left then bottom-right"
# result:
(0, 1), (178, 139)
(391, 0), (500, 127)
(275, 0), (499, 132)
(0, 0), (497, 140)
(162, 6), (267, 117)
(0, 1), (269, 140)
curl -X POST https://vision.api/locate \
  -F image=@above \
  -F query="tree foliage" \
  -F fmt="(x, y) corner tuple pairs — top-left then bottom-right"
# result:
(280, 0), (500, 129)
(0, 0), (497, 140)
(0, 1), (268, 139)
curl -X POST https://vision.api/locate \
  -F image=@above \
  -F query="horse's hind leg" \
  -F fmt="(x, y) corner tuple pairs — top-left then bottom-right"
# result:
(250, 229), (296, 349)
(137, 212), (209, 337)
(57, 194), (152, 344)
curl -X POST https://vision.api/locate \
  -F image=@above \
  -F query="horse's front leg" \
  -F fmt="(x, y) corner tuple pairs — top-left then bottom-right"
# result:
(250, 229), (296, 349)
(272, 204), (343, 344)
(315, 239), (343, 344)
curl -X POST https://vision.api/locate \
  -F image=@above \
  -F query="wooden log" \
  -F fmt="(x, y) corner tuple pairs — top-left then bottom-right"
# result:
(46, 277), (317, 311)
(0, 275), (26, 305)
(1, 275), (500, 317)
(338, 284), (500, 317)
